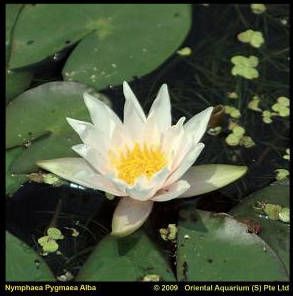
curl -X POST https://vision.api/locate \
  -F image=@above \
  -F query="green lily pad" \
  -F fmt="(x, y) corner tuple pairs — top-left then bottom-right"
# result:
(6, 81), (111, 174)
(6, 5), (33, 103)
(6, 4), (23, 65)
(6, 70), (33, 103)
(6, 147), (28, 197)
(9, 4), (97, 69)
(230, 184), (289, 274)
(177, 208), (288, 281)
(6, 231), (55, 281)
(5, 4), (33, 103)
(9, 4), (191, 90)
(63, 4), (191, 90)
(76, 230), (175, 281)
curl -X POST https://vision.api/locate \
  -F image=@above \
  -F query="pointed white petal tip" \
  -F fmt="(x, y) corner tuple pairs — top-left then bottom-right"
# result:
(122, 81), (131, 95)
(158, 83), (169, 98)
(36, 160), (51, 170)
(66, 117), (76, 125)
(123, 81), (129, 87)
(161, 83), (168, 91)
(83, 92), (104, 109)
(207, 106), (214, 114)
(83, 91), (94, 101)
(111, 198), (153, 237)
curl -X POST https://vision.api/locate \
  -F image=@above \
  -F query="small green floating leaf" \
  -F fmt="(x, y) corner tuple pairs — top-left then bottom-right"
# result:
(250, 4), (266, 15)
(6, 81), (111, 174)
(37, 236), (49, 246)
(76, 230), (175, 281)
(279, 208), (290, 223)
(6, 231), (55, 281)
(47, 227), (64, 240)
(237, 29), (264, 48)
(42, 239), (59, 253)
(230, 184), (290, 274)
(263, 203), (282, 221)
(275, 169), (289, 181)
(231, 55), (259, 79)
(177, 47), (192, 56)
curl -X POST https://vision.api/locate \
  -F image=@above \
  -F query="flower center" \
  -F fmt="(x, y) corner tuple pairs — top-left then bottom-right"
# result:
(109, 143), (167, 185)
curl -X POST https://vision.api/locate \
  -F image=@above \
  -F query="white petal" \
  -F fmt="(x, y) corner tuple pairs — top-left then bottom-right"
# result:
(125, 176), (154, 201)
(165, 143), (205, 186)
(148, 84), (171, 133)
(71, 144), (109, 175)
(142, 116), (161, 147)
(111, 198), (153, 237)
(66, 118), (109, 153)
(37, 158), (125, 196)
(161, 117), (185, 160)
(179, 164), (248, 198)
(151, 180), (190, 202)
(125, 167), (170, 201)
(184, 106), (213, 144)
(123, 82), (146, 140)
(175, 116), (186, 127)
(123, 81), (146, 122)
(109, 122), (131, 150)
(83, 92), (122, 136)
(169, 131), (194, 172)
(104, 173), (128, 195)
(147, 167), (170, 195)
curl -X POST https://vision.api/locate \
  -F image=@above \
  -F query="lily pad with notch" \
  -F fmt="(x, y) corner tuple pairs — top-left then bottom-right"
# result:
(6, 81), (111, 174)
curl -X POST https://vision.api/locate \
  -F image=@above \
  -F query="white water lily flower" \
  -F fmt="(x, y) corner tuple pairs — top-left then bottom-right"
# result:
(37, 82), (247, 237)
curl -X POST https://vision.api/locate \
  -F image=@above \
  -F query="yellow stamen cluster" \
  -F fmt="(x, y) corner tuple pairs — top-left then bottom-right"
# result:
(109, 143), (167, 185)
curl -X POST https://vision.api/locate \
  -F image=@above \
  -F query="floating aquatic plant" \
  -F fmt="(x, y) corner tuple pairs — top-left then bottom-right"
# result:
(283, 149), (290, 161)
(224, 105), (241, 119)
(225, 123), (255, 148)
(272, 96), (290, 117)
(226, 91), (239, 99)
(159, 224), (177, 242)
(37, 82), (247, 237)
(239, 136), (256, 148)
(207, 126), (222, 136)
(262, 110), (274, 124)
(250, 4), (267, 14)
(254, 201), (289, 223)
(237, 29), (265, 48)
(37, 227), (64, 254)
(177, 47), (192, 56)
(275, 169), (289, 181)
(248, 95), (262, 112)
(279, 208), (290, 223)
(231, 55), (259, 79)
